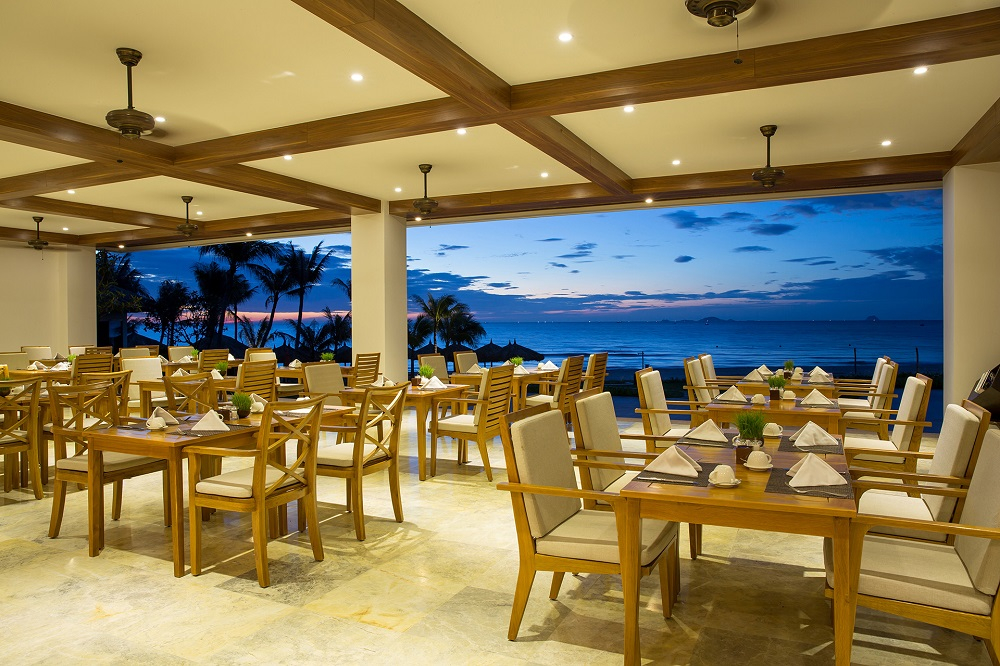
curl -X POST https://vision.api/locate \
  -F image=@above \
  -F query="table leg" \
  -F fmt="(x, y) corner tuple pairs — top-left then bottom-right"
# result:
(416, 402), (429, 481)
(168, 453), (186, 577)
(88, 449), (104, 557)
(831, 517), (857, 666)
(140, 388), (151, 418)
(620, 498), (642, 666)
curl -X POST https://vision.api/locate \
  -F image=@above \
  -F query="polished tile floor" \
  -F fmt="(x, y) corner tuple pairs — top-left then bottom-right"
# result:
(0, 416), (991, 665)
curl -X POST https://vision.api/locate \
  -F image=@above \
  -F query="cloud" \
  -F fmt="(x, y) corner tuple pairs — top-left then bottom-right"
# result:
(784, 256), (832, 263)
(435, 243), (469, 256)
(733, 246), (773, 253)
(770, 203), (820, 219)
(864, 244), (942, 277)
(612, 254), (635, 260)
(674, 255), (694, 263)
(808, 260), (836, 266)
(556, 242), (597, 259)
(486, 282), (511, 288)
(536, 237), (563, 242)
(662, 209), (759, 231)
(569, 269), (580, 274)
(548, 262), (568, 268)
(748, 222), (797, 236)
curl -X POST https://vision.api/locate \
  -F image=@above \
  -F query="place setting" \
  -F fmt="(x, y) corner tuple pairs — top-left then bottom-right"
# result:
(676, 419), (734, 448)
(777, 421), (843, 455)
(635, 446), (720, 487)
(794, 388), (838, 409)
(713, 386), (748, 404)
(765, 453), (853, 499)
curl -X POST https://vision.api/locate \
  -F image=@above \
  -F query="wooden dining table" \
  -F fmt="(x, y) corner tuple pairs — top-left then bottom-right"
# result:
(705, 395), (843, 434)
(137, 377), (237, 415)
(450, 367), (558, 410)
(736, 379), (839, 399)
(619, 440), (858, 665)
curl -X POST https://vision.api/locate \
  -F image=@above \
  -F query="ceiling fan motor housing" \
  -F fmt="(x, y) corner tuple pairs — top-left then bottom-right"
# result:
(685, 0), (756, 27)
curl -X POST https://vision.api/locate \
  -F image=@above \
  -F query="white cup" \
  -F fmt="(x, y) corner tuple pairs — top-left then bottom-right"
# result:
(709, 464), (736, 485)
(763, 422), (781, 437)
(746, 450), (772, 468)
(751, 393), (766, 404)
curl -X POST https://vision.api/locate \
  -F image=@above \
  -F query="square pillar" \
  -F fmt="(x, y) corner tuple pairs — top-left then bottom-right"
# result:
(351, 207), (408, 382)
(943, 163), (1000, 405)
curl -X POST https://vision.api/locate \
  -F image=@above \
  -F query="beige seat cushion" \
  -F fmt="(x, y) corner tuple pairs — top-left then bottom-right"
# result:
(196, 466), (301, 498)
(436, 413), (477, 435)
(595, 470), (639, 506)
(843, 410), (877, 421)
(537, 509), (677, 567)
(838, 397), (872, 409)
(824, 535), (992, 615)
(56, 452), (161, 473)
(317, 442), (386, 467)
(621, 422), (645, 436)
(859, 489), (947, 542)
(0, 429), (29, 444)
(524, 394), (555, 407)
(843, 434), (904, 464)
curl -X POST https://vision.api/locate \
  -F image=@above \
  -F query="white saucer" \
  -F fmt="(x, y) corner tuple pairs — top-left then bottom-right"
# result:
(709, 479), (741, 488)
(743, 463), (773, 472)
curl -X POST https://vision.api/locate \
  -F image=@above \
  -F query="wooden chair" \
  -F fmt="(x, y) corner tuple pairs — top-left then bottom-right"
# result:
(186, 395), (327, 587)
(68, 345), (91, 357)
(303, 362), (346, 405)
(498, 405), (679, 640)
(582, 352), (608, 391)
(524, 355), (584, 419)
(825, 425), (1000, 661)
(842, 373), (933, 472)
(630, 367), (703, 452)
(48, 382), (169, 539)
(352, 352), (381, 387)
(833, 355), (889, 388)
(85, 346), (113, 355)
(121, 357), (166, 415)
(0, 352), (29, 370)
(167, 345), (195, 361)
(71, 353), (113, 382)
(429, 364), (514, 480)
(78, 370), (133, 420)
(198, 349), (230, 372)
(838, 360), (898, 439)
(236, 360), (277, 402)
(850, 400), (991, 545)
(698, 353), (741, 383)
(162, 372), (218, 414)
(118, 347), (151, 359)
(245, 347), (274, 361)
(453, 350), (479, 373)
(136, 344), (161, 357)
(417, 353), (450, 382)
(21, 346), (52, 361)
(310, 383), (408, 541)
(0, 377), (43, 499)
(683, 356), (717, 404)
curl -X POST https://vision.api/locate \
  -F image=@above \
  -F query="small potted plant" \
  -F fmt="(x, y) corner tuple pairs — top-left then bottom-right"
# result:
(320, 352), (334, 362)
(214, 361), (229, 374)
(783, 359), (794, 379)
(66, 354), (77, 363)
(192, 349), (200, 358)
(735, 411), (766, 464)
(767, 375), (786, 400)
(231, 392), (253, 419)
(417, 364), (434, 386)
(509, 356), (523, 367)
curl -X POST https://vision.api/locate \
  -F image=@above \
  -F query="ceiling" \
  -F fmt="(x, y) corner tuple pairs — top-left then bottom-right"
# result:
(0, 0), (998, 250)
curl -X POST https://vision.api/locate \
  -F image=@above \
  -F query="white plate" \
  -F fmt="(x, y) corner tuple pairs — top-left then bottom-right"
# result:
(709, 479), (741, 488)
(743, 463), (773, 471)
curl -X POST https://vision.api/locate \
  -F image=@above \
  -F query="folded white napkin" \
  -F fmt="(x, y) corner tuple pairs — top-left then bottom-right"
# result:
(782, 390), (796, 400)
(250, 393), (267, 413)
(28, 361), (47, 370)
(791, 422), (838, 449)
(751, 393), (766, 404)
(371, 376), (395, 387)
(210, 369), (224, 380)
(191, 410), (229, 432)
(800, 389), (834, 406)
(763, 422), (782, 437)
(467, 363), (483, 374)
(145, 416), (166, 430)
(171, 368), (188, 377)
(158, 355), (169, 363)
(54, 353), (65, 360)
(502, 360), (511, 366)
(289, 359), (302, 368)
(227, 353), (235, 361)
(513, 365), (529, 376)
(685, 419), (727, 442)
(113, 352), (120, 358)
(541, 360), (558, 371)
(716, 386), (747, 403)
(787, 453), (847, 487)
(178, 355), (194, 363)
(423, 376), (446, 389)
(809, 367), (833, 383)
(150, 406), (178, 425)
(646, 447), (703, 477)
(744, 369), (764, 381)
(419, 376), (429, 386)
(51, 362), (71, 371)
(757, 364), (771, 376)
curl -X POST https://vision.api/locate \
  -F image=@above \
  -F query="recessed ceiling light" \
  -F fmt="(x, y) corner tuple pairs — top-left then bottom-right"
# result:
(154, 116), (166, 123)
(913, 66), (928, 75)
(671, 159), (681, 166)
(558, 32), (573, 42)
(623, 105), (635, 113)
(456, 128), (467, 135)
(67, 189), (75, 194)
(283, 155), (293, 161)
(644, 198), (653, 204)
(414, 216), (422, 222)
(881, 140), (892, 147)
(62, 227), (69, 231)
(540, 172), (549, 178)
(196, 211), (203, 216)
(394, 187), (402, 193)
(118, 244), (125, 249)
(350, 73), (364, 82)
(246, 232), (253, 237)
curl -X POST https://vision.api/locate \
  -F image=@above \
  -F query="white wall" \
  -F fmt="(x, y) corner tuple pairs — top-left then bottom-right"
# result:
(943, 162), (1000, 405)
(0, 243), (96, 355)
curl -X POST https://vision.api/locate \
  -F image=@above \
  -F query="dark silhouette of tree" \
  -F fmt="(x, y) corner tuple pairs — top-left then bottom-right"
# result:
(96, 250), (150, 347)
(331, 276), (352, 316)
(440, 309), (486, 347)
(407, 314), (433, 374)
(199, 241), (278, 345)
(322, 306), (352, 354)
(410, 293), (484, 351)
(410, 293), (458, 352)
(278, 242), (334, 350)
(144, 280), (192, 345)
(226, 273), (255, 342)
(248, 262), (290, 345)
(192, 261), (228, 344)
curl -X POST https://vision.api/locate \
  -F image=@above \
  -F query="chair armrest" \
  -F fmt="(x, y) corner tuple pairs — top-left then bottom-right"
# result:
(184, 445), (257, 458)
(841, 417), (930, 427)
(574, 460), (647, 472)
(430, 396), (485, 407)
(845, 447), (933, 460)
(851, 513), (1000, 540)
(849, 467), (969, 485)
(570, 447), (660, 460)
(620, 432), (684, 443)
(496, 481), (621, 504)
(853, 479), (968, 499)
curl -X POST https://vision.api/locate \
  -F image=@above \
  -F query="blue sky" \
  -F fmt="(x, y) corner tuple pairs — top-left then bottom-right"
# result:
(129, 188), (943, 323)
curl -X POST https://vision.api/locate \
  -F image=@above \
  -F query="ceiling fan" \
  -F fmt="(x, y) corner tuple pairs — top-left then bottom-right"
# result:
(105, 47), (161, 139)
(27, 216), (48, 251)
(751, 124), (785, 189)
(176, 195), (198, 237)
(412, 164), (438, 220)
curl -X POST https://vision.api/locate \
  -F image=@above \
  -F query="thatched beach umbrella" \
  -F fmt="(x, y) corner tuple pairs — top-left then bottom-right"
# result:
(475, 340), (505, 366)
(500, 340), (543, 363)
(334, 346), (352, 363)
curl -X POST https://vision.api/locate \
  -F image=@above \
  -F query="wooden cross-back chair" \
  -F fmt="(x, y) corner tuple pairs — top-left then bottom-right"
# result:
(236, 360), (277, 402)
(309, 383), (409, 541)
(582, 352), (608, 392)
(0, 377), (43, 499)
(429, 363), (514, 481)
(71, 353), (113, 382)
(187, 395), (327, 588)
(79, 370), (132, 420)
(524, 355), (585, 419)
(162, 372), (218, 414)
(352, 352), (381, 387)
(47, 382), (169, 541)
(198, 349), (230, 372)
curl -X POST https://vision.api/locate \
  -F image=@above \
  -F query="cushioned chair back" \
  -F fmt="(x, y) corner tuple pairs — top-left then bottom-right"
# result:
(685, 357), (712, 404)
(418, 354), (449, 381)
(889, 375), (930, 450)
(575, 391), (625, 490)
(583, 352), (608, 391)
(303, 362), (344, 395)
(245, 348), (276, 362)
(168, 345), (195, 361)
(508, 410), (581, 538)
(638, 369), (672, 435)
(68, 346), (90, 357)
(21, 346), (51, 361)
(237, 360), (277, 402)
(353, 352), (381, 386)
(0, 352), (30, 370)
(699, 353), (718, 381)
(552, 356), (585, 408)
(477, 364), (515, 429)
(870, 361), (897, 411)
(871, 356), (887, 388)
(955, 427), (1000, 595)
(122, 357), (163, 401)
(925, 403), (984, 521)
(119, 347), (151, 359)
(454, 351), (478, 373)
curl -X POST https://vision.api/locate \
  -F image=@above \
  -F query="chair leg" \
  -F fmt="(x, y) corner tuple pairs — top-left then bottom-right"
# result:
(48, 478), (67, 538)
(297, 497), (306, 533)
(389, 462), (404, 523)
(351, 475), (366, 541)
(477, 437), (493, 481)
(430, 431), (438, 477)
(303, 491), (324, 562)
(3, 453), (12, 493)
(345, 478), (352, 512)
(508, 565), (536, 640)
(251, 509), (270, 588)
(549, 571), (565, 600)
(27, 445), (43, 500)
(688, 523), (702, 559)
(111, 480), (124, 521)
(659, 543), (676, 618)
(189, 497), (203, 576)
(161, 471), (171, 527)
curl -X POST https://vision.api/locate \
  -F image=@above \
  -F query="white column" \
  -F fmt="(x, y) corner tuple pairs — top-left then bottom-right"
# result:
(943, 162), (1000, 406)
(350, 206), (408, 382)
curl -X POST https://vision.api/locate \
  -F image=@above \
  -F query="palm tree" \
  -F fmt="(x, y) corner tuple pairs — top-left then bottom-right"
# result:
(322, 306), (352, 354)
(227, 274), (255, 342)
(96, 250), (150, 347)
(278, 242), (334, 350)
(192, 261), (229, 345)
(144, 280), (192, 345)
(248, 262), (291, 345)
(199, 241), (278, 344)
(331, 276), (352, 316)
(287, 320), (333, 361)
(237, 315), (274, 348)
(407, 314), (433, 374)
(440, 309), (486, 347)
(410, 293), (460, 352)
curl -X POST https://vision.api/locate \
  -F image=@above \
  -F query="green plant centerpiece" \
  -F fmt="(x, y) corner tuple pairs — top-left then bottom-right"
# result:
(767, 374), (787, 399)
(417, 364), (434, 385)
(214, 361), (229, 374)
(783, 359), (794, 379)
(509, 356), (524, 366)
(320, 352), (334, 362)
(736, 410), (766, 444)
(231, 392), (252, 419)
(192, 349), (199, 358)
(66, 354), (77, 363)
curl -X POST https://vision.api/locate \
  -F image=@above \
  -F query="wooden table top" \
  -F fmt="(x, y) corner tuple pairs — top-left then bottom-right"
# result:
(706, 395), (840, 416)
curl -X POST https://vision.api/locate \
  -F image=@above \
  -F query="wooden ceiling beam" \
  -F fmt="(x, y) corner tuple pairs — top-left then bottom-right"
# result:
(952, 94), (1000, 166)
(0, 162), (149, 200)
(0, 196), (181, 230)
(0, 225), (79, 244)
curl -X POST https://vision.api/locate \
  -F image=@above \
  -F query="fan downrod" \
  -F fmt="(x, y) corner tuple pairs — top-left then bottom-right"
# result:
(412, 163), (438, 217)
(751, 124), (785, 189)
(106, 47), (156, 139)
(28, 216), (48, 250)
(176, 195), (198, 237)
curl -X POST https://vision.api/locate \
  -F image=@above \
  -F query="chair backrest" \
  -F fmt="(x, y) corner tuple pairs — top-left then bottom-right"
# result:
(303, 362), (345, 397)
(48, 382), (118, 451)
(583, 352), (608, 392)
(168, 345), (195, 361)
(121, 357), (164, 401)
(684, 356), (712, 405)
(136, 344), (161, 357)
(475, 364), (515, 431)
(636, 367), (673, 435)
(78, 370), (132, 419)
(119, 347), (151, 359)
(924, 400), (991, 523)
(501, 407), (581, 539)
(418, 354), (450, 382)
(341, 384), (409, 468)
(571, 389), (625, 491)
(0, 377), (41, 446)
(0, 352), (30, 370)
(699, 353), (718, 382)
(871, 356), (888, 387)
(889, 373), (932, 451)
(198, 349), (230, 371)
(71, 354), (113, 382)
(454, 351), (479, 373)
(955, 427), (1000, 597)
(21, 346), (52, 361)
(246, 348), (277, 362)
(552, 355), (585, 409)
(237, 360), (277, 401)
(353, 352), (381, 387)
(162, 372), (218, 413)
(253, 395), (326, 500)
(68, 345), (91, 357)
(85, 346), (113, 355)
(869, 360), (898, 411)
